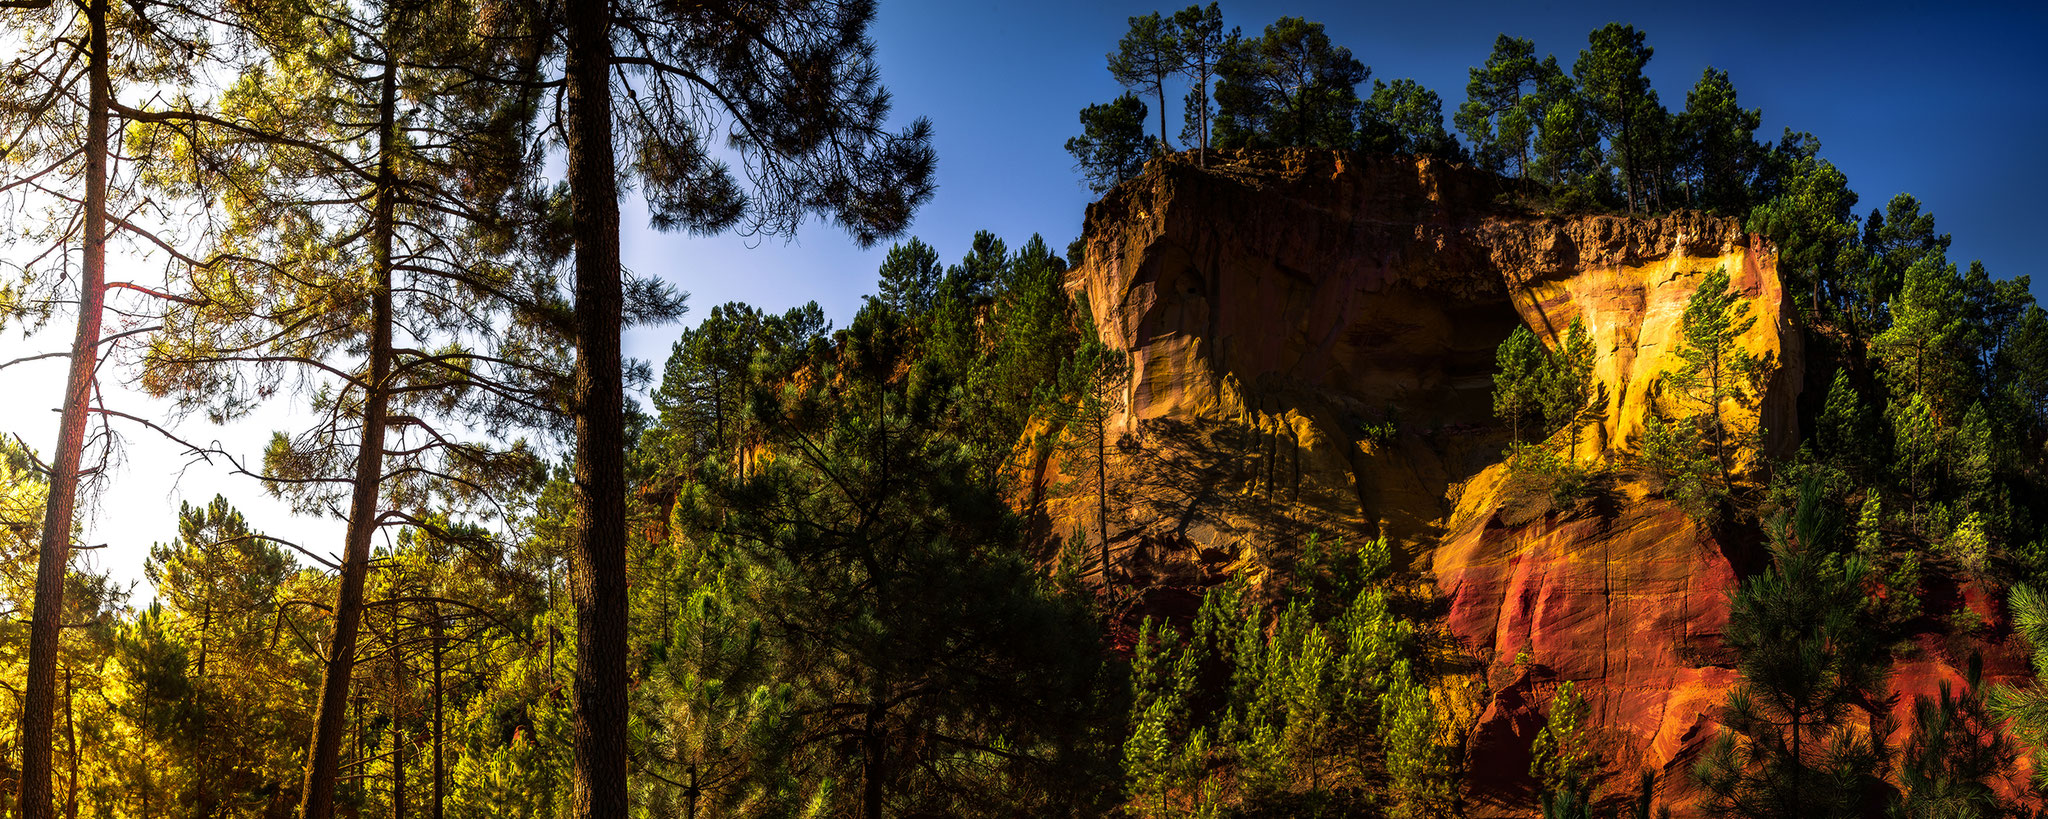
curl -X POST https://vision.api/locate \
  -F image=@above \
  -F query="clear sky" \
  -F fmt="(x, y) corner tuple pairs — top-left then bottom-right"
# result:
(2, 0), (2043, 596)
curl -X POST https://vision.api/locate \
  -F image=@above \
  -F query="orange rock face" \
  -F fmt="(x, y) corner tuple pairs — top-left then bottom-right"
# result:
(1050, 149), (2028, 817)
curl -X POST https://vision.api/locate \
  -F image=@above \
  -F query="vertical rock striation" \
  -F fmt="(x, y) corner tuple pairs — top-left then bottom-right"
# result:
(1051, 149), (2031, 817)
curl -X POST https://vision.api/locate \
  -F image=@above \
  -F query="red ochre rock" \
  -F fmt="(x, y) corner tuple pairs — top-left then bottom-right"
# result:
(1041, 148), (2033, 816)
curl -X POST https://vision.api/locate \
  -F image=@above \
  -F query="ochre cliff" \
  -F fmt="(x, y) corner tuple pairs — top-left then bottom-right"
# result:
(1046, 149), (2029, 816)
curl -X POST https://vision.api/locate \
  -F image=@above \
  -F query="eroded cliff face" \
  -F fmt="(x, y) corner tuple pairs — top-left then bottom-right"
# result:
(1048, 149), (2026, 817)
(1059, 149), (1789, 575)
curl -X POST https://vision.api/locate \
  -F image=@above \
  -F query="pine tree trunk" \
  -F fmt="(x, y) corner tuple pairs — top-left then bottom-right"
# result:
(61, 668), (75, 819)
(564, 0), (629, 817)
(862, 700), (886, 819)
(1155, 78), (1170, 153)
(297, 42), (401, 819)
(18, 4), (108, 816)
(392, 636), (406, 819)
(1097, 410), (1110, 582)
(430, 604), (444, 819)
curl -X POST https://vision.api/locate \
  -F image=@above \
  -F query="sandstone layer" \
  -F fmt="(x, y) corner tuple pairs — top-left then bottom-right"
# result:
(1047, 149), (2028, 817)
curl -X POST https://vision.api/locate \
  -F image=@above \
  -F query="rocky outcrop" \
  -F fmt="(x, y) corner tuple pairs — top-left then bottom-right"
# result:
(1047, 149), (2029, 817)
(1060, 149), (1784, 575)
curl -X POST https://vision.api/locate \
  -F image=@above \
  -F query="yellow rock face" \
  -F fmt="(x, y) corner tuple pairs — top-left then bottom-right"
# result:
(1047, 150), (1795, 580)
(1039, 149), (1815, 817)
(1498, 229), (1798, 472)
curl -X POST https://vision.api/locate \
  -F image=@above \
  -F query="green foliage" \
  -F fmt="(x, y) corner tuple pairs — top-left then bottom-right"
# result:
(1545, 320), (1602, 457)
(1213, 16), (1368, 150)
(1872, 250), (1975, 421)
(1990, 585), (2048, 790)
(647, 302), (768, 475)
(1853, 492), (1924, 626)
(1068, 93), (1155, 193)
(1053, 314), (1133, 581)
(662, 264), (1117, 817)
(1123, 536), (1422, 817)
(1573, 24), (1664, 213)
(1531, 680), (1597, 815)
(1494, 319), (1607, 517)
(1356, 78), (1461, 159)
(1888, 391), (1947, 518)
(1893, 656), (2017, 818)
(1748, 131), (1860, 318)
(1109, 11), (1182, 150)
(128, 496), (310, 815)
(1173, 3), (1227, 157)
(1531, 87), (1608, 206)
(1381, 659), (1455, 818)
(630, 546), (811, 816)
(2000, 305), (2048, 420)
(1675, 67), (1764, 214)
(1693, 478), (1889, 819)
(1126, 622), (1205, 818)
(1502, 442), (1600, 523)
(1651, 267), (1764, 505)
(1494, 319), (1601, 451)
(1945, 512), (1992, 577)
(1494, 324), (1550, 442)
(875, 237), (945, 319)
(1456, 35), (1560, 179)
(1815, 370), (1884, 480)
(1854, 194), (1953, 334)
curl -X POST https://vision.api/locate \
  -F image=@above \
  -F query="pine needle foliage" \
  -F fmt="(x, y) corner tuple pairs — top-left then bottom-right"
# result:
(1693, 477), (1888, 819)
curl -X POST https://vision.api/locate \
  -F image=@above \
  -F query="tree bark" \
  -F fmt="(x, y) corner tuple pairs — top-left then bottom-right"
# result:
(297, 40), (400, 819)
(18, 2), (108, 816)
(862, 700), (886, 819)
(62, 668), (76, 819)
(1096, 411), (1110, 582)
(430, 603), (444, 819)
(391, 631), (406, 819)
(564, 1), (629, 818)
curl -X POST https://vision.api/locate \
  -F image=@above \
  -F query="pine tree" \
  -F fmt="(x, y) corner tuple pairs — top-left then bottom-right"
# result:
(677, 312), (1110, 817)
(130, 4), (559, 812)
(1212, 16), (1367, 150)
(1542, 319), (1600, 460)
(1693, 477), (1888, 819)
(1382, 659), (1455, 818)
(1108, 11), (1181, 151)
(140, 496), (309, 815)
(1815, 370), (1882, 480)
(648, 302), (768, 480)
(1888, 391), (1946, 518)
(1661, 268), (1764, 488)
(1531, 680), (1597, 816)
(1531, 85), (1606, 205)
(545, 4), (937, 814)
(1747, 131), (1859, 319)
(1456, 35), (1544, 178)
(1494, 325), (1548, 442)
(1894, 655), (2016, 818)
(1995, 305), (2048, 422)
(1675, 68), (1763, 213)
(1991, 585), (2048, 789)
(0, 4), (193, 810)
(1067, 94), (1154, 193)
(875, 238), (945, 319)
(1173, 3), (1227, 165)
(1059, 324), (1131, 582)
(1573, 24), (1661, 213)
(1356, 78), (1461, 159)
(1872, 252), (1973, 421)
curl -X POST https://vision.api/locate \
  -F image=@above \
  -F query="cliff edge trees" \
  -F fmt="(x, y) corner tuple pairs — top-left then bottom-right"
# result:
(1071, 13), (1800, 225)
